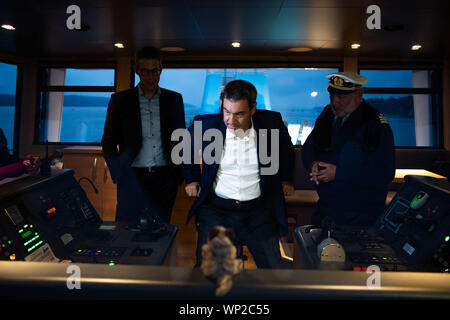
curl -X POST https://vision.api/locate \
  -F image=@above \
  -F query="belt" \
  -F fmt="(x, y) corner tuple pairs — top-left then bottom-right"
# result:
(211, 193), (261, 206)
(135, 166), (170, 173)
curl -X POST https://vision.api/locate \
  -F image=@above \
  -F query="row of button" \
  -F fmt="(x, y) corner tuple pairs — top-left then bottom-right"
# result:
(72, 247), (126, 257)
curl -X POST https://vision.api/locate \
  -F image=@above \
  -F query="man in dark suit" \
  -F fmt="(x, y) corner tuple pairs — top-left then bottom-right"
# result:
(102, 46), (185, 223)
(182, 80), (295, 268)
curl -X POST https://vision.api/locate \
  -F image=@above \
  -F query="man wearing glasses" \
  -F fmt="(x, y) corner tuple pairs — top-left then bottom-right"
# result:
(102, 46), (185, 224)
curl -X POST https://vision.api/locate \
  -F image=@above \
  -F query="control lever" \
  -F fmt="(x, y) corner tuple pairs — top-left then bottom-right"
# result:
(410, 191), (429, 210)
(317, 231), (346, 264)
(132, 207), (168, 242)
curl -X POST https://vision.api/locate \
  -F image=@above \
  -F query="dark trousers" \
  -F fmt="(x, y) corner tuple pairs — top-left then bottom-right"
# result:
(116, 167), (178, 223)
(195, 194), (287, 269)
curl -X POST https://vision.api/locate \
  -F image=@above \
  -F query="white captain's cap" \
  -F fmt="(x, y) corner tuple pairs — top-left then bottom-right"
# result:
(326, 72), (368, 94)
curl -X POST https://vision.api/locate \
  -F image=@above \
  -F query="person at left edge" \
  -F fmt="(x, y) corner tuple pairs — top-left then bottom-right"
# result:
(102, 46), (186, 223)
(0, 128), (40, 181)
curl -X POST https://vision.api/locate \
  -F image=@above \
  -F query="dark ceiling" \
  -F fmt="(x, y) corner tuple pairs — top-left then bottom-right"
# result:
(1, 0), (449, 61)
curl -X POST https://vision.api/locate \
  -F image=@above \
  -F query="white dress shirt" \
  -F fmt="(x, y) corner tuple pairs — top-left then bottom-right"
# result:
(213, 124), (261, 201)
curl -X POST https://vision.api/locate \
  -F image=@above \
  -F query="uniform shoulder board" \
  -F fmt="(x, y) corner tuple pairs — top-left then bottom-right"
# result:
(378, 112), (390, 125)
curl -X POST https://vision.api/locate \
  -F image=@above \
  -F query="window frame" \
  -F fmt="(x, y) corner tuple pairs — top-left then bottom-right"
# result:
(0, 59), (22, 158)
(358, 64), (443, 148)
(35, 63), (117, 145)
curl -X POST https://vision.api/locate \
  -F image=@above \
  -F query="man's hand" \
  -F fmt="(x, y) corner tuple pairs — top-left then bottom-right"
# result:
(281, 181), (295, 196)
(310, 161), (336, 184)
(310, 161), (321, 185)
(185, 182), (201, 197)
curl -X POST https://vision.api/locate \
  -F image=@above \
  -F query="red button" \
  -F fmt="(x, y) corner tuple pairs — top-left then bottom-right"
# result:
(353, 266), (361, 271)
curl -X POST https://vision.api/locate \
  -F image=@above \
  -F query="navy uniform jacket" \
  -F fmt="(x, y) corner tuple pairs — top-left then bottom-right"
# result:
(182, 110), (294, 236)
(302, 100), (396, 226)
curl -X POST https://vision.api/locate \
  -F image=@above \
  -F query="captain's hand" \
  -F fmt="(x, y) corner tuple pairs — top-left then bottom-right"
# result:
(312, 162), (336, 183)
(185, 182), (201, 197)
(282, 181), (295, 196)
(309, 160), (321, 185)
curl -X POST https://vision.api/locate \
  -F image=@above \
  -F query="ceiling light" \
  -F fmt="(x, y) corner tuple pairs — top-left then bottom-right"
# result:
(310, 91), (318, 97)
(160, 47), (185, 52)
(288, 47), (313, 52)
(231, 42), (241, 48)
(114, 42), (124, 49)
(351, 43), (361, 49)
(411, 44), (422, 51)
(1, 24), (15, 31)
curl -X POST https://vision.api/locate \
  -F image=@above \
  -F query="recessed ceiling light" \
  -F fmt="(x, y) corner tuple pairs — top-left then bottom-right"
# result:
(288, 47), (313, 52)
(231, 42), (241, 48)
(351, 43), (361, 49)
(1, 24), (15, 31)
(310, 91), (318, 97)
(411, 44), (422, 51)
(160, 47), (185, 52)
(114, 42), (124, 49)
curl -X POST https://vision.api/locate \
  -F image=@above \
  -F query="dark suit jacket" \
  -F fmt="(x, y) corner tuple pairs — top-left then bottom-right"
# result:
(0, 128), (17, 167)
(101, 86), (186, 184)
(182, 110), (294, 236)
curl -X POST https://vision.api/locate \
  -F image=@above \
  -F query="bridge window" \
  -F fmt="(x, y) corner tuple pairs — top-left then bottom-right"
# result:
(135, 67), (339, 145)
(37, 67), (115, 143)
(360, 69), (441, 147)
(0, 61), (18, 154)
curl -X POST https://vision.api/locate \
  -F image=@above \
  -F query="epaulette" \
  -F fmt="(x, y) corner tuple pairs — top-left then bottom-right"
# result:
(378, 112), (390, 125)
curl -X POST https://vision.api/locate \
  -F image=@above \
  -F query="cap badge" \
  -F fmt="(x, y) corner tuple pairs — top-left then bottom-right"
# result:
(333, 77), (344, 87)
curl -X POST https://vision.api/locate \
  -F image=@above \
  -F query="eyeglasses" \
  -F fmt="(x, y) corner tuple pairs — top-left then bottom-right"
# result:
(138, 68), (161, 77)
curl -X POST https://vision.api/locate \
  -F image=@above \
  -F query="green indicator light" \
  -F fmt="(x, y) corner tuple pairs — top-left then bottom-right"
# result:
(445, 236), (450, 242)
(27, 240), (43, 252)
(24, 235), (40, 246)
(23, 224), (28, 228)
(109, 261), (115, 266)
(18, 229), (24, 234)
(21, 230), (32, 239)
(7, 241), (12, 244)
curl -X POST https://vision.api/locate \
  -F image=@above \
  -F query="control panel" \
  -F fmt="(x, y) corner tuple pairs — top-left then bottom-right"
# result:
(0, 170), (177, 265)
(375, 175), (450, 271)
(0, 171), (100, 261)
(295, 175), (450, 272)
